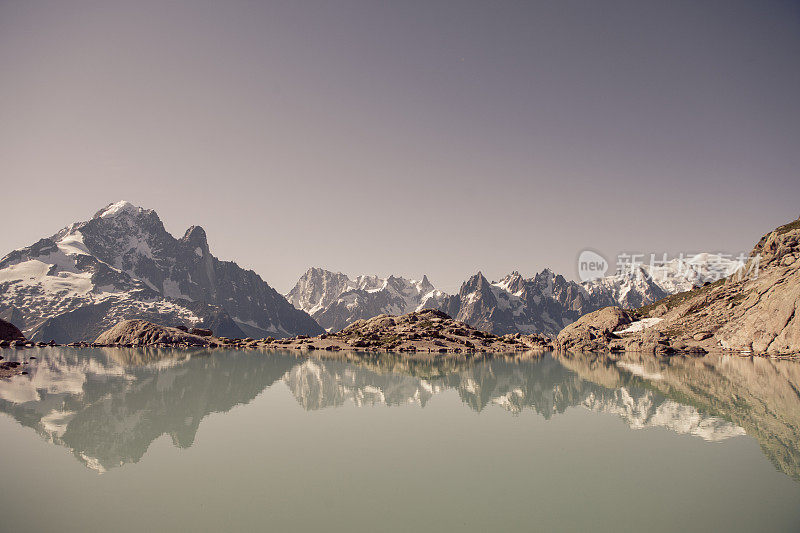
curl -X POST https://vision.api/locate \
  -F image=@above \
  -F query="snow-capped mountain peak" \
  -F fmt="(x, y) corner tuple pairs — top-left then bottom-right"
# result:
(0, 202), (323, 342)
(94, 200), (146, 219)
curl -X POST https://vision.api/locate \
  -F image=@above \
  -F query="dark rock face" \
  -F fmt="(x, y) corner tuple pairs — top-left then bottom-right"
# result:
(0, 201), (323, 342)
(448, 272), (519, 335)
(0, 319), (25, 342)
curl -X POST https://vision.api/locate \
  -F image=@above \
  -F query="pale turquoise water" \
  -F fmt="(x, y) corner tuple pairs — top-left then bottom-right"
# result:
(0, 348), (798, 532)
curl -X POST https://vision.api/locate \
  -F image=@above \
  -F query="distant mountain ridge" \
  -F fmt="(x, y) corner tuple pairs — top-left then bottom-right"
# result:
(286, 268), (448, 332)
(0, 201), (323, 342)
(439, 269), (604, 336)
(288, 255), (740, 336)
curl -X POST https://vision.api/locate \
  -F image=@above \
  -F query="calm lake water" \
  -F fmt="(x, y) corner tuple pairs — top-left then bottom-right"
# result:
(0, 347), (798, 532)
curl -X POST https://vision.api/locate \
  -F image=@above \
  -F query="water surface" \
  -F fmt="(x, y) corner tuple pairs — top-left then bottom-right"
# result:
(1, 348), (798, 532)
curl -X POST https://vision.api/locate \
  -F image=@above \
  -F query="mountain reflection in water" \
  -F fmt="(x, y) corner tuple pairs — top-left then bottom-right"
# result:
(0, 347), (797, 482)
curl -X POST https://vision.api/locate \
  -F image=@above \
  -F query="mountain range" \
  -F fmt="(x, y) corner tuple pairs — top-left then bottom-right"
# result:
(0, 201), (323, 342)
(287, 254), (739, 336)
(0, 200), (742, 342)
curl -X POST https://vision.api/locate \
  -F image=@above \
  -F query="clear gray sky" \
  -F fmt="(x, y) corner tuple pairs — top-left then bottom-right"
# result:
(2, 0), (798, 293)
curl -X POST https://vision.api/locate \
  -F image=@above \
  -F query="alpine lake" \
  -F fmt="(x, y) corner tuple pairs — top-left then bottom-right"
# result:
(1, 347), (798, 532)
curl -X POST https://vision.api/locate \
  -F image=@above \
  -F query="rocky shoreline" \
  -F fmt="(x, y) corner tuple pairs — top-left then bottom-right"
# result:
(82, 310), (555, 357)
(0, 310), (555, 359)
(555, 217), (800, 358)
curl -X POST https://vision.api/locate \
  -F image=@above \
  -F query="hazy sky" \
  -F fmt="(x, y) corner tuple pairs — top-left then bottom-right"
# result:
(2, 0), (798, 293)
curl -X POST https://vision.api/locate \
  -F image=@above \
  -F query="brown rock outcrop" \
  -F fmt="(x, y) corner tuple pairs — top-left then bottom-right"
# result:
(95, 320), (211, 346)
(556, 307), (632, 352)
(262, 308), (554, 356)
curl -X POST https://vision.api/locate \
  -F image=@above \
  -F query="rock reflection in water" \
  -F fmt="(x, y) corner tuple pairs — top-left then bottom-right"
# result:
(556, 351), (800, 481)
(0, 347), (797, 483)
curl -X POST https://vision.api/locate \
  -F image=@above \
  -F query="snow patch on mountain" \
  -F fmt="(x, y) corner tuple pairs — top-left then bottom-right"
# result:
(617, 317), (663, 334)
(57, 232), (91, 257)
(98, 200), (141, 219)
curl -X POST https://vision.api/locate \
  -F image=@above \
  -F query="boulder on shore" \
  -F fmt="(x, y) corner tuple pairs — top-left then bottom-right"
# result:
(556, 307), (632, 352)
(95, 320), (211, 346)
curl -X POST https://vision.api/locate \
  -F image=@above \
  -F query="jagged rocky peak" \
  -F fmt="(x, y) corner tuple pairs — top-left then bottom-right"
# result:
(461, 271), (492, 294)
(419, 274), (433, 290)
(181, 225), (209, 255)
(494, 270), (526, 295)
(286, 267), (353, 313)
(530, 268), (561, 290)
